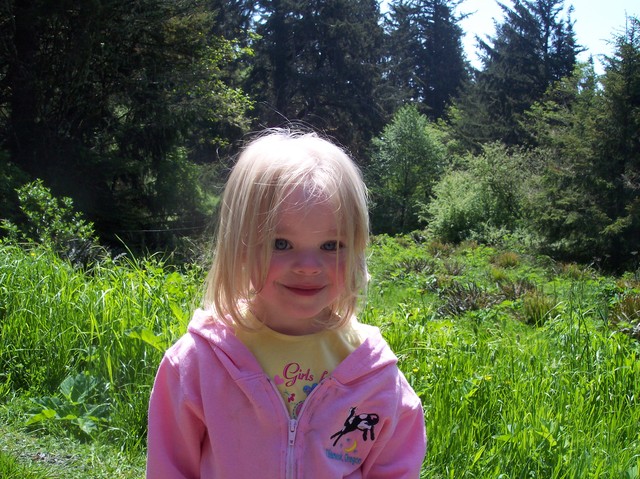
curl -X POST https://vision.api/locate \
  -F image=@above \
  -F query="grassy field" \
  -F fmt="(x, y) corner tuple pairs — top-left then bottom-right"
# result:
(1, 236), (639, 478)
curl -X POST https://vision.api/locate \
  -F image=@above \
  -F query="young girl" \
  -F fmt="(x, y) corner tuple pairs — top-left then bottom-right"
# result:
(146, 129), (427, 478)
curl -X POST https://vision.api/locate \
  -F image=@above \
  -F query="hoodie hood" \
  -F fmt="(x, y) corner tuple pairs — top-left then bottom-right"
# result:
(187, 308), (398, 386)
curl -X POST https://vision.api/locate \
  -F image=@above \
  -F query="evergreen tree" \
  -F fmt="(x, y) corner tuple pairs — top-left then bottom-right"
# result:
(523, 15), (640, 270)
(595, 16), (640, 268)
(383, 0), (468, 119)
(248, 0), (385, 156)
(523, 62), (609, 262)
(208, 0), (254, 39)
(381, 1), (417, 108)
(451, 0), (578, 149)
(1, 0), (252, 246)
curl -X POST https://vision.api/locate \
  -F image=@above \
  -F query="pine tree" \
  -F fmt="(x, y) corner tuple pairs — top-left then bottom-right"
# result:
(1, 0), (253, 245)
(523, 62), (609, 262)
(383, 0), (468, 119)
(451, 0), (578, 149)
(523, 17), (640, 270)
(595, 16), (640, 268)
(249, 0), (385, 155)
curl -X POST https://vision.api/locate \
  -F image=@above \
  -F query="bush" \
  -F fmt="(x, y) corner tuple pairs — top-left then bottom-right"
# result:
(1, 180), (101, 266)
(424, 143), (534, 244)
(423, 169), (483, 243)
(521, 290), (558, 326)
(609, 293), (640, 339)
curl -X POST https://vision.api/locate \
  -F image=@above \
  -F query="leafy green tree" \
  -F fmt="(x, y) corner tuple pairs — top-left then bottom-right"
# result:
(451, 0), (578, 149)
(383, 0), (468, 119)
(523, 18), (640, 270)
(248, 0), (385, 156)
(367, 105), (446, 233)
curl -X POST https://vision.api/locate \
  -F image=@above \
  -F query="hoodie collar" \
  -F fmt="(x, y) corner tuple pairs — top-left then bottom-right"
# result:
(187, 308), (398, 385)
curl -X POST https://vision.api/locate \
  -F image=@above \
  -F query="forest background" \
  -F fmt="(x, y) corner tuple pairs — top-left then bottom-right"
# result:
(2, 1), (640, 477)
(2, 0), (640, 272)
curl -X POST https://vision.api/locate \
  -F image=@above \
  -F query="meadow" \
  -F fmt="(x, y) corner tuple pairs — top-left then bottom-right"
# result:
(1, 235), (639, 478)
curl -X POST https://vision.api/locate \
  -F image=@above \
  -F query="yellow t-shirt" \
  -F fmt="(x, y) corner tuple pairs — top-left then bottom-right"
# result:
(236, 320), (366, 418)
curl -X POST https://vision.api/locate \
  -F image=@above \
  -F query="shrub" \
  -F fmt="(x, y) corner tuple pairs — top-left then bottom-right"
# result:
(424, 144), (534, 244)
(1, 180), (101, 266)
(556, 262), (594, 280)
(423, 169), (482, 243)
(439, 281), (502, 318)
(492, 251), (520, 268)
(498, 278), (538, 301)
(426, 239), (454, 258)
(521, 291), (558, 326)
(609, 293), (640, 340)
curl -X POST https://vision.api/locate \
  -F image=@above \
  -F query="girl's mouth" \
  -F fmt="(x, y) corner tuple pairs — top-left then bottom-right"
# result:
(284, 285), (324, 296)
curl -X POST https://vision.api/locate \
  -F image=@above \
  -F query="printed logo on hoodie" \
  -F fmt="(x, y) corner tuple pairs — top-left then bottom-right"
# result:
(326, 406), (380, 466)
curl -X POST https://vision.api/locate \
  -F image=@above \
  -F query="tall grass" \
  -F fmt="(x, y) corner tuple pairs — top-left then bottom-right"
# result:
(0, 450), (52, 479)
(365, 236), (640, 478)
(0, 244), (202, 450)
(2, 238), (640, 478)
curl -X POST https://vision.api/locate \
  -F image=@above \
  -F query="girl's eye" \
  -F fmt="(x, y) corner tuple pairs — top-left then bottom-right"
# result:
(274, 239), (290, 250)
(321, 241), (341, 251)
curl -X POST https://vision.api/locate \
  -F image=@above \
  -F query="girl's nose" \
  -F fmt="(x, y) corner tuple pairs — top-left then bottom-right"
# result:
(293, 251), (322, 274)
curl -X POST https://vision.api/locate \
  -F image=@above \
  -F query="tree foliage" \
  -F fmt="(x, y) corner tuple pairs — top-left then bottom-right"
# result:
(248, 0), (385, 155)
(522, 62), (608, 261)
(451, 0), (578, 149)
(521, 18), (640, 269)
(1, 0), (253, 247)
(368, 105), (446, 233)
(425, 143), (532, 243)
(0, 1), (638, 272)
(596, 16), (640, 266)
(383, 0), (468, 119)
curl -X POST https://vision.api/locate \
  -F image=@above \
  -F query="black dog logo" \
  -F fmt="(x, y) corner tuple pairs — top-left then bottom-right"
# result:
(330, 406), (380, 447)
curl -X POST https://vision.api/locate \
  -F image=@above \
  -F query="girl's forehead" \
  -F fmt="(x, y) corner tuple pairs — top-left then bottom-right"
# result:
(279, 186), (336, 212)
(276, 188), (341, 229)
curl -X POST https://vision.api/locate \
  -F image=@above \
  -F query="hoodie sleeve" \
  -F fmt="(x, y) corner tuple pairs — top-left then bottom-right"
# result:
(362, 382), (427, 478)
(146, 351), (206, 479)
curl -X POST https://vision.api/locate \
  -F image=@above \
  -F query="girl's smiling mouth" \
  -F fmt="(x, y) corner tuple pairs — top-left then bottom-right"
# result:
(283, 285), (325, 296)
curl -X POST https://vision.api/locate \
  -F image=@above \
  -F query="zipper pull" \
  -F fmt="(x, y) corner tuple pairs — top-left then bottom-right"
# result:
(288, 418), (297, 446)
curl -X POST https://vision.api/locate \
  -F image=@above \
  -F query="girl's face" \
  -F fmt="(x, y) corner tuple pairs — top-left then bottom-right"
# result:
(250, 188), (346, 335)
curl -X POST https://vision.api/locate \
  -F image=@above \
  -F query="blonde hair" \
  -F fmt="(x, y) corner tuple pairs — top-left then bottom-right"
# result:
(204, 128), (369, 330)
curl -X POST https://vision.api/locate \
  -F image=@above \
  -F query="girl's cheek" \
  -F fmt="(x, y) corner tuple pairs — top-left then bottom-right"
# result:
(250, 258), (269, 291)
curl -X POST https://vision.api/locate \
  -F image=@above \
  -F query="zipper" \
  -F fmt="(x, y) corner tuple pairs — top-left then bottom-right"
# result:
(267, 378), (297, 479)
(267, 376), (332, 479)
(287, 417), (297, 479)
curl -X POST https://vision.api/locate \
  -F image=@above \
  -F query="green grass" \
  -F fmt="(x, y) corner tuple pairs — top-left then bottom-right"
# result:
(1, 237), (640, 478)
(367, 235), (640, 478)
(0, 405), (146, 479)
(0, 244), (202, 477)
(0, 449), (53, 479)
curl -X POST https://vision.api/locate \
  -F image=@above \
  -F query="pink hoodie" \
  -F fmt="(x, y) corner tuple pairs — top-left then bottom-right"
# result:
(147, 309), (427, 478)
